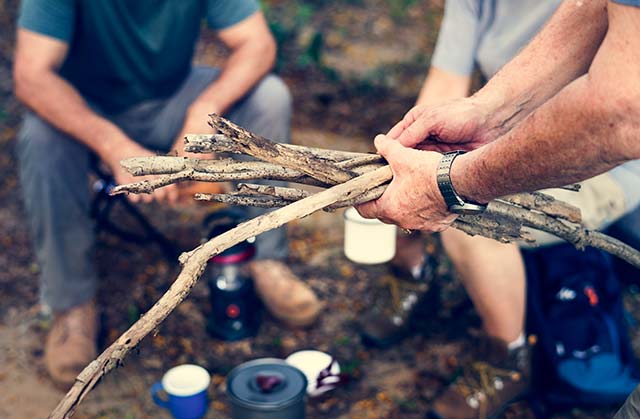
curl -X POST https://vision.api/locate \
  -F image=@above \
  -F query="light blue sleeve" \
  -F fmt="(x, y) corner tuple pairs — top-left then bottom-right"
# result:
(430, 0), (482, 76)
(17, 0), (75, 42)
(610, 161), (640, 212)
(206, 0), (260, 30)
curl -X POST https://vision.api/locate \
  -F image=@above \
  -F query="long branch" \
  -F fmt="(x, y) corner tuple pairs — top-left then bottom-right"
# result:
(48, 166), (392, 419)
(183, 133), (383, 163)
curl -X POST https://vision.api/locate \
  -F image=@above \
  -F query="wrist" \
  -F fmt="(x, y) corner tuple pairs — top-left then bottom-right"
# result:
(92, 124), (131, 160)
(189, 96), (224, 119)
(449, 151), (491, 205)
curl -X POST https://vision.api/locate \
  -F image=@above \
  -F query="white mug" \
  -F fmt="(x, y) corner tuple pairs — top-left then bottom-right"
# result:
(343, 207), (396, 264)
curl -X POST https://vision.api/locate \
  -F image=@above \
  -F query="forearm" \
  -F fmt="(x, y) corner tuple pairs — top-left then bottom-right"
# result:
(189, 39), (275, 116)
(473, 0), (608, 137)
(14, 70), (130, 157)
(416, 67), (471, 107)
(452, 2), (640, 204)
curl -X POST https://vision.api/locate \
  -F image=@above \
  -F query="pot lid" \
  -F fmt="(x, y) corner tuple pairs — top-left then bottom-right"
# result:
(226, 358), (307, 410)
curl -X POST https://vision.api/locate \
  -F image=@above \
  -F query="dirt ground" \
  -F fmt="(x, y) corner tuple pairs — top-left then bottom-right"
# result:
(0, 1), (634, 418)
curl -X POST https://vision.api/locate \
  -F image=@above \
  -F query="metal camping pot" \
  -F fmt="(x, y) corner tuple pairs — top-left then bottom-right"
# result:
(226, 358), (307, 419)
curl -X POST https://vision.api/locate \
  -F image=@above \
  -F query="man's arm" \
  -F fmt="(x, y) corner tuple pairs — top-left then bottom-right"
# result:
(13, 29), (175, 203)
(453, 1), (640, 204)
(358, 1), (640, 231)
(416, 67), (471, 107)
(172, 12), (276, 154)
(391, 0), (609, 149)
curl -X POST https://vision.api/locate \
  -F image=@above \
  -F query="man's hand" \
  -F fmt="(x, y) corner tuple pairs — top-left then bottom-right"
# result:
(356, 135), (457, 231)
(100, 134), (179, 205)
(386, 97), (500, 153)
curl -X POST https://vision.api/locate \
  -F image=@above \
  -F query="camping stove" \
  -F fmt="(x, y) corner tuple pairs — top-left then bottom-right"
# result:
(204, 210), (261, 341)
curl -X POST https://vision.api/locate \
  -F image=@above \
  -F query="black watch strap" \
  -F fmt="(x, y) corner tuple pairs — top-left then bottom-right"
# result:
(436, 151), (487, 214)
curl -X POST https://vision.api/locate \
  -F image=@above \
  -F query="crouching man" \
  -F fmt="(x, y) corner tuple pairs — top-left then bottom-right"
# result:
(13, 0), (321, 388)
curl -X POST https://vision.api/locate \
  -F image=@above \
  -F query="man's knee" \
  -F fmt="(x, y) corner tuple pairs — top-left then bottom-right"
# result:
(441, 228), (482, 262)
(442, 228), (512, 265)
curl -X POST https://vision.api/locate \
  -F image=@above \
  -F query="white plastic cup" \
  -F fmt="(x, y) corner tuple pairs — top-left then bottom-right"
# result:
(343, 207), (396, 264)
(286, 350), (341, 397)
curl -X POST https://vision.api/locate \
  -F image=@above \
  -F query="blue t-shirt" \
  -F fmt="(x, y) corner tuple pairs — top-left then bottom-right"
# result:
(612, 0), (640, 5)
(431, 0), (561, 78)
(18, 0), (259, 113)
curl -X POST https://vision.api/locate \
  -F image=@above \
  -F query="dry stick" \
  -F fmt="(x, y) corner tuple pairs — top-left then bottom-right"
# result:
(488, 200), (640, 267)
(452, 218), (533, 244)
(208, 114), (356, 184)
(120, 156), (235, 176)
(195, 194), (289, 208)
(120, 155), (382, 178)
(197, 180), (640, 269)
(195, 183), (390, 212)
(236, 183), (311, 201)
(501, 192), (582, 223)
(115, 157), (383, 196)
(111, 166), (328, 196)
(338, 154), (385, 168)
(48, 166), (393, 419)
(184, 133), (382, 163)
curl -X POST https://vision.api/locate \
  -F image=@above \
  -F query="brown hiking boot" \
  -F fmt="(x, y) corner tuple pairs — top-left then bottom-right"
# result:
(428, 336), (531, 419)
(44, 300), (98, 389)
(358, 272), (433, 348)
(359, 234), (438, 348)
(249, 260), (322, 328)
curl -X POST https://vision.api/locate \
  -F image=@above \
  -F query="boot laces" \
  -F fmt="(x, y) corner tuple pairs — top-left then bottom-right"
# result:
(454, 361), (521, 419)
(377, 276), (423, 318)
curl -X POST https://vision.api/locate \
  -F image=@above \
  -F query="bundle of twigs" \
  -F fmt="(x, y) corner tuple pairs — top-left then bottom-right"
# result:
(48, 114), (640, 419)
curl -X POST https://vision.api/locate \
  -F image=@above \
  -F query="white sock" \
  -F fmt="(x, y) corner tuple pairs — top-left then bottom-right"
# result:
(507, 333), (526, 351)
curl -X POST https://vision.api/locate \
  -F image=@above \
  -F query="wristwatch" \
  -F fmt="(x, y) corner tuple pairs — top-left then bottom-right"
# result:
(436, 151), (487, 215)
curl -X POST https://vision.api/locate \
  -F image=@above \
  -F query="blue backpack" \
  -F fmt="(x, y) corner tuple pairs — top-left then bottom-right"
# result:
(523, 243), (640, 410)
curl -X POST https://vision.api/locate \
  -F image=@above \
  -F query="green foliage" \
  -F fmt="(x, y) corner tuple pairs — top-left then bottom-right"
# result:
(261, 0), (325, 72)
(297, 31), (324, 68)
(387, 0), (418, 20)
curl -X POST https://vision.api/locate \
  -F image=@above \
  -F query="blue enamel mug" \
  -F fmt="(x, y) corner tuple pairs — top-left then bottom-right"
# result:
(151, 364), (211, 419)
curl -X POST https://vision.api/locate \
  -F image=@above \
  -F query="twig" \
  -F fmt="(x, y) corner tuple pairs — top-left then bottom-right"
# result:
(195, 194), (289, 208)
(236, 183), (311, 201)
(111, 166), (328, 196)
(488, 200), (640, 266)
(184, 133), (381, 163)
(195, 184), (390, 212)
(208, 114), (356, 184)
(501, 192), (581, 223)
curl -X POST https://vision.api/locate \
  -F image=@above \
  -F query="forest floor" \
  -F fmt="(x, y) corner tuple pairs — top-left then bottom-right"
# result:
(0, 1), (633, 418)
